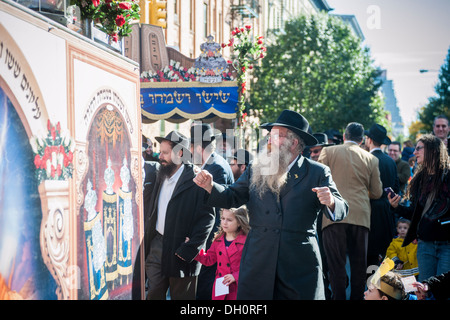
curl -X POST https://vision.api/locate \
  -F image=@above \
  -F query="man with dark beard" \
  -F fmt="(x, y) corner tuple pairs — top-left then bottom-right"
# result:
(144, 131), (215, 300)
(194, 110), (348, 300)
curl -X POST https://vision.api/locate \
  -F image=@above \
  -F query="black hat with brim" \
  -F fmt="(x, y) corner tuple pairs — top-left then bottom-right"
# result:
(155, 131), (191, 154)
(190, 123), (222, 143)
(311, 132), (335, 147)
(228, 149), (253, 166)
(365, 124), (391, 145)
(260, 110), (318, 146)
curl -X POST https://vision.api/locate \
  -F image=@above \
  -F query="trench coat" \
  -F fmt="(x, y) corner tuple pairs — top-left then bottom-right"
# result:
(144, 163), (215, 278)
(206, 155), (348, 299)
(195, 234), (246, 300)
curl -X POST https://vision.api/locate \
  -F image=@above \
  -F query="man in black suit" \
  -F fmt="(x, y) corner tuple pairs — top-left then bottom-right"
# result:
(190, 122), (235, 300)
(365, 124), (399, 267)
(144, 131), (215, 300)
(143, 160), (160, 225)
(194, 110), (348, 299)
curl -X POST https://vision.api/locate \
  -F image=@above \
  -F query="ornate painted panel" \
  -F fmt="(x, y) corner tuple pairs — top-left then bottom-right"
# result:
(0, 1), (143, 300)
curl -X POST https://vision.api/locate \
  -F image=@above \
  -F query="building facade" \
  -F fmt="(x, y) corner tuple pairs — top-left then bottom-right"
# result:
(140, 0), (333, 147)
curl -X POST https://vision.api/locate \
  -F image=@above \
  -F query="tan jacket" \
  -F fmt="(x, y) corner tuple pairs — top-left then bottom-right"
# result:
(319, 142), (383, 229)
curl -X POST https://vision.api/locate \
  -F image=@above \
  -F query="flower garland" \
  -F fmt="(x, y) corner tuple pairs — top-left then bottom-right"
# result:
(30, 120), (75, 184)
(71, 0), (140, 42)
(223, 25), (266, 126)
(140, 59), (234, 82)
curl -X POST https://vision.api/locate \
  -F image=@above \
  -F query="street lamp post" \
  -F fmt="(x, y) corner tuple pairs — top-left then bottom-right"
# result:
(419, 69), (439, 73)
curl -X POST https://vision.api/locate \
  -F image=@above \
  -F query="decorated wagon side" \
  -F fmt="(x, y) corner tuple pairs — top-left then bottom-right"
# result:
(0, 0), (144, 300)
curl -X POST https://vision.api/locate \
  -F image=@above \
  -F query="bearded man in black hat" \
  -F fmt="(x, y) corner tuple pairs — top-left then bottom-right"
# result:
(144, 131), (215, 300)
(194, 110), (348, 300)
(365, 124), (400, 267)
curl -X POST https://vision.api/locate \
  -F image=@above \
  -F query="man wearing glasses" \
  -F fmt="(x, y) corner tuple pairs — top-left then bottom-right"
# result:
(194, 110), (348, 300)
(308, 133), (335, 162)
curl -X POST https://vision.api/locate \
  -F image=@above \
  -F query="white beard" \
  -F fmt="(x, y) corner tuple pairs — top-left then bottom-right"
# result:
(250, 140), (295, 199)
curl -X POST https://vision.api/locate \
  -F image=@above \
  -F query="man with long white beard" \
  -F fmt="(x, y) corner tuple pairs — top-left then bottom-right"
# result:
(194, 110), (348, 300)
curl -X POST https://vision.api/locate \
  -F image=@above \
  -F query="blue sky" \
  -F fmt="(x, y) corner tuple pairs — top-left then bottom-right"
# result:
(327, 0), (450, 130)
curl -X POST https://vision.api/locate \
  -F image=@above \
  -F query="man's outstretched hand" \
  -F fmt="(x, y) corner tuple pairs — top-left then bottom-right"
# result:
(193, 170), (214, 194)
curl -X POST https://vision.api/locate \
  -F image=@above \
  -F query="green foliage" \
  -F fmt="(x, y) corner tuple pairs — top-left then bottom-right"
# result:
(418, 47), (450, 131)
(250, 12), (387, 133)
(225, 26), (265, 126)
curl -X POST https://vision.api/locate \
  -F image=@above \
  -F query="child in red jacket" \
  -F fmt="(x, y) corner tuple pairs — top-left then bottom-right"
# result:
(194, 206), (249, 300)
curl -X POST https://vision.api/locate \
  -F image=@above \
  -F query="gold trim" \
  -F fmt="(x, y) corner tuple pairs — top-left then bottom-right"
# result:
(83, 211), (101, 230)
(141, 106), (237, 120)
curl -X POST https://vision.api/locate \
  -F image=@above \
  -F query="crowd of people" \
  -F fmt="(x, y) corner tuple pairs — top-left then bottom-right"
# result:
(141, 111), (450, 301)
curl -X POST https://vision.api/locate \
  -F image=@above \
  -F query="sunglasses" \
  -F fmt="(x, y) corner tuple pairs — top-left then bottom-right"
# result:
(415, 145), (424, 151)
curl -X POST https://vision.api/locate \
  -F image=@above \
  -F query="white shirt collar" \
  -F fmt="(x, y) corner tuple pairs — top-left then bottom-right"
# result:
(370, 147), (382, 154)
(167, 164), (184, 183)
(287, 154), (300, 172)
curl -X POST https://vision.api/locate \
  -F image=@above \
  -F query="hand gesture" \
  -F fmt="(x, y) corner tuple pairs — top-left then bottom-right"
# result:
(193, 170), (213, 193)
(388, 192), (401, 208)
(412, 282), (429, 300)
(222, 274), (236, 286)
(312, 187), (335, 211)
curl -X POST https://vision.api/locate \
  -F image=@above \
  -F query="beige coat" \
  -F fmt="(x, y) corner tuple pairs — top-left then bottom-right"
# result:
(319, 142), (383, 230)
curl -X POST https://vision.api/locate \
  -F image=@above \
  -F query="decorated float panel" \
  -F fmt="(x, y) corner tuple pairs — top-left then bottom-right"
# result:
(0, 0), (143, 300)
(135, 27), (239, 123)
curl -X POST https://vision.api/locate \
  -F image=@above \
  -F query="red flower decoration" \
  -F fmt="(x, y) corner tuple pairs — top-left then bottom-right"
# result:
(51, 127), (56, 140)
(34, 155), (41, 169)
(115, 15), (126, 27)
(118, 2), (131, 10)
(111, 33), (119, 42)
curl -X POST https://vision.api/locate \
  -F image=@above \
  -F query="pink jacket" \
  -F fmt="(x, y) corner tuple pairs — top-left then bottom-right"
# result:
(195, 234), (247, 300)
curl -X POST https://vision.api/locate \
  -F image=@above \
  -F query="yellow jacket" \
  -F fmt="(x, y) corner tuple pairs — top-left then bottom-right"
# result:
(385, 237), (419, 276)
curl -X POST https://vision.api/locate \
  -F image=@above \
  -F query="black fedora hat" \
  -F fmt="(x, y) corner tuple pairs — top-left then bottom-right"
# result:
(228, 149), (253, 166)
(155, 131), (191, 153)
(324, 129), (343, 144)
(260, 110), (318, 146)
(190, 123), (222, 143)
(311, 133), (335, 147)
(365, 124), (391, 145)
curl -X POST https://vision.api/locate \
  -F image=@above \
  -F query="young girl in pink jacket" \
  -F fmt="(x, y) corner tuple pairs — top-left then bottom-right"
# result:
(194, 206), (249, 300)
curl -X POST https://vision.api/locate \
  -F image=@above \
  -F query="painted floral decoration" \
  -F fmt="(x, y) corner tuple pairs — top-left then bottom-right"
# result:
(71, 0), (140, 42)
(140, 59), (234, 82)
(30, 120), (75, 184)
(223, 25), (266, 125)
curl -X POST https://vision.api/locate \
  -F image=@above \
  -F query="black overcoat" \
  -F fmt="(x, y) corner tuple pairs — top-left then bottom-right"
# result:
(207, 155), (348, 299)
(368, 150), (399, 261)
(144, 163), (215, 278)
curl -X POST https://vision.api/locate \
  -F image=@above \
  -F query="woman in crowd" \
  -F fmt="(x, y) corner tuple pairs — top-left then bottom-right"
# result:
(388, 134), (450, 281)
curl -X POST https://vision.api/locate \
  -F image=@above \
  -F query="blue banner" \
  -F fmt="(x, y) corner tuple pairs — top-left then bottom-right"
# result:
(140, 81), (238, 121)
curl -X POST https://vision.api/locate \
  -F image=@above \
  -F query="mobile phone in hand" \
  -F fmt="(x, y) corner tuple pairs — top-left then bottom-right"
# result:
(384, 187), (395, 197)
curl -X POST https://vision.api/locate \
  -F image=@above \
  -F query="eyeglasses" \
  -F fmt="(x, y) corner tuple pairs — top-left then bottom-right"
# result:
(268, 133), (287, 141)
(415, 145), (424, 151)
